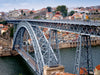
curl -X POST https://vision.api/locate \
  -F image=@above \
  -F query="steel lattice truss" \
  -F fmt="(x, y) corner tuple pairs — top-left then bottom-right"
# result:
(6, 19), (100, 75)
(12, 22), (59, 75)
(7, 19), (100, 37)
(74, 35), (93, 75)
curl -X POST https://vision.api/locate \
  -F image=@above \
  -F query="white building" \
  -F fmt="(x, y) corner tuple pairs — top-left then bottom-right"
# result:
(46, 12), (53, 20)
(8, 10), (21, 18)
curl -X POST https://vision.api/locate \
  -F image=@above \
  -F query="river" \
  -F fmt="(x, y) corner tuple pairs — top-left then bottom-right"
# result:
(0, 46), (100, 75)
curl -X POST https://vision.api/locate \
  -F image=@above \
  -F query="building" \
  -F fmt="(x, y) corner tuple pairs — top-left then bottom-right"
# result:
(94, 65), (100, 75)
(8, 10), (21, 18)
(0, 24), (4, 34)
(69, 13), (89, 20)
(1, 28), (8, 34)
(46, 12), (53, 20)
(72, 13), (83, 20)
(52, 11), (63, 20)
(0, 24), (4, 28)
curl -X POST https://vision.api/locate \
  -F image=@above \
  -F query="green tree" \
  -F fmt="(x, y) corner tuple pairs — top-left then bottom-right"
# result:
(33, 16), (40, 19)
(56, 5), (68, 17)
(69, 11), (75, 16)
(0, 21), (7, 25)
(23, 13), (26, 16)
(21, 10), (23, 15)
(96, 10), (98, 12)
(3, 32), (6, 36)
(46, 7), (52, 12)
(10, 27), (13, 38)
(30, 11), (34, 14)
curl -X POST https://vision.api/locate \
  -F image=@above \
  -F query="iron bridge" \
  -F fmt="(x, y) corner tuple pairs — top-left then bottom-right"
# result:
(6, 19), (100, 75)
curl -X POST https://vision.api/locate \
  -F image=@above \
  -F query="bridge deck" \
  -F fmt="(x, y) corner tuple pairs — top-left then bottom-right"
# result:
(19, 49), (35, 65)
(7, 19), (100, 37)
(16, 49), (38, 71)
(6, 19), (100, 26)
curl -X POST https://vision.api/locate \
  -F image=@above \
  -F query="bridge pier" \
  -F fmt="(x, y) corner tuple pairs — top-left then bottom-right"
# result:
(74, 35), (93, 75)
(43, 65), (64, 75)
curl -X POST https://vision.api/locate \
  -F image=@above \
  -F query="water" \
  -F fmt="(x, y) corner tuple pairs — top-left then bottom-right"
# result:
(0, 56), (34, 75)
(0, 46), (100, 75)
(60, 46), (100, 73)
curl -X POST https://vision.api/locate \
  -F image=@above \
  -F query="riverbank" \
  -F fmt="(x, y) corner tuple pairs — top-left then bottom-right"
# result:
(0, 45), (18, 57)
(0, 49), (18, 57)
(59, 39), (100, 49)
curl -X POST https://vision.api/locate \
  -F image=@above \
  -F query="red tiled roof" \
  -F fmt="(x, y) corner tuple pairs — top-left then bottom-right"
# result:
(0, 24), (3, 27)
(2, 28), (7, 30)
(96, 65), (100, 70)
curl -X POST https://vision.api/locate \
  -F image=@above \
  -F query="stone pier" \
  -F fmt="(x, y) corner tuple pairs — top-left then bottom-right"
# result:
(43, 65), (64, 75)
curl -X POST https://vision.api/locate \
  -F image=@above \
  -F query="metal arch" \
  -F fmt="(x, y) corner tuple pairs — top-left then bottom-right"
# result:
(31, 26), (58, 67)
(13, 22), (59, 75)
(13, 22), (43, 74)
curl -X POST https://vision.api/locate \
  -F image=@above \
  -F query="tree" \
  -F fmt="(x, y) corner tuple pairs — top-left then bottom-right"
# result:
(23, 13), (26, 16)
(10, 27), (13, 38)
(56, 5), (68, 17)
(33, 16), (40, 19)
(96, 10), (98, 12)
(21, 10), (23, 15)
(46, 7), (52, 12)
(69, 11), (75, 16)
(30, 11), (34, 14)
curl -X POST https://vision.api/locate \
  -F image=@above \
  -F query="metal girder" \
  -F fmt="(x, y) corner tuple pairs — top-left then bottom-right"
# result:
(12, 22), (59, 75)
(31, 26), (58, 67)
(6, 19), (100, 37)
(49, 29), (61, 65)
(74, 35), (93, 75)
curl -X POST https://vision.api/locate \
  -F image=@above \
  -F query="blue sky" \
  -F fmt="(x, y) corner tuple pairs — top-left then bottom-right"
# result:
(0, 0), (100, 12)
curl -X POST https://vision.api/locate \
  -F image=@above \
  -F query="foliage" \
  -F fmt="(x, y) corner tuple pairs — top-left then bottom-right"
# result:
(19, 73), (22, 75)
(33, 16), (40, 19)
(21, 10), (23, 15)
(0, 21), (7, 25)
(10, 27), (13, 38)
(56, 5), (68, 17)
(96, 10), (98, 12)
(69, 11), (75, 16)
(46, 7), (52, 12)
(30, 11), (34, 14)
(2, 32), (6, 36)
(23, 13), (26, 16)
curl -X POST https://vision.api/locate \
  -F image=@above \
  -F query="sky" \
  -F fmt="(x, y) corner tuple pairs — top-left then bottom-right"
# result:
(0, 0), (100, 12)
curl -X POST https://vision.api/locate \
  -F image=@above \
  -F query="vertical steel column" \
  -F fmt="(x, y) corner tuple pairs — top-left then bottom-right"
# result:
(49, 29), (51, 46)
(26, 31), (29, 55)
(54, 30), (61, 64)
(74, 35), (93, 75)
(74, 35), (82, 75)
(49, 29), (61, 64)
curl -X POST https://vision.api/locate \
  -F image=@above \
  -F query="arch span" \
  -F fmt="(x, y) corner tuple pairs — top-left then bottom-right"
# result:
(13, 22), (59, 75)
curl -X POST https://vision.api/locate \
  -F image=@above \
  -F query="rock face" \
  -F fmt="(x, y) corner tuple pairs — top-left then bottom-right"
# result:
(0, 50), (18, 57)
(0, 37), (18, 57)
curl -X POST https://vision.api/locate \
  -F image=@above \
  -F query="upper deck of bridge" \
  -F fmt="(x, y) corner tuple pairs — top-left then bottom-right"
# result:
(6, 19), (100, 26)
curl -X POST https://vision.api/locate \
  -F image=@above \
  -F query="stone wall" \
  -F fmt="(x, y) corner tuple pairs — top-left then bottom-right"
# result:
(59, 40), (100, 49)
